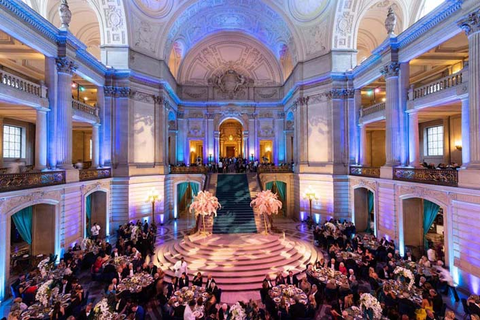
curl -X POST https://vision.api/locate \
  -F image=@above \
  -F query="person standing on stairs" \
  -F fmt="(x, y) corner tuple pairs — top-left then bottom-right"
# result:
(173, 257), (188, 278)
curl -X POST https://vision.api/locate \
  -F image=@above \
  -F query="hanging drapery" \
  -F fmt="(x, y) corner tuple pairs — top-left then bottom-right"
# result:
(423, 200), (440, 249)
(86, 194), (92, 237)
(366, 190), (374, 233)
(177, 182), (189, 214)
(266, 181), (287, 216)
(12, 207), (33, 245)
(190, 182), (200, 197)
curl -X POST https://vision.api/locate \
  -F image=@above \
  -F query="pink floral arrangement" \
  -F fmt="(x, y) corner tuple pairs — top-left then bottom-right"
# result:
(250, 190), (282, 233)
(189, 191), (221, 217)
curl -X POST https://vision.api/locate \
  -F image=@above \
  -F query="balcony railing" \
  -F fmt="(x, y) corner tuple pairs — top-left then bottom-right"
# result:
(349, 166), (381, 178)
(79, 168), (111, 181)
(72, 99), (98, 117)
(170, 166), (208, 174)
(257, 165), (293, 173)
(411, 70), (465, 100)
(0, 69), (46, 98)
(360, 102), (385, 117)
(393, 168), (458, 187)
(0, 171), (65, 192)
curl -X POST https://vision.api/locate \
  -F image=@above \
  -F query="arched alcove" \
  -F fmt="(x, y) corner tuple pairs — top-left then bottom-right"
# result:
(353, 187), (375, 235)
(85, 190), (108, 238)
(174, 181), (201, 227)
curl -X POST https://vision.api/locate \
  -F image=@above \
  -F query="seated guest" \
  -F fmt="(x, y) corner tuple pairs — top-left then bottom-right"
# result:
(379, 265), (391, 280)
(329, 258), (337, 270)
(286, 270), (299, 287)
(306, 295), (317, 317)
(275, 271), (285, 285)
(468, 295), (480, 316)
(300, 277), (311, 295)
(218, 303), (230, 320)
(131, 303), (145, 320)
(338, 262), (347, 276)
(183, 300), (196, 320)
(205, 274), (216, 292)
(192, 272), (203, 287)
(59, 276), (72, 295)
(78, 302), (94, 320)
(178, 272), (189, 289)
(263, 274), (273, 289)
(289, 297), (306, 319)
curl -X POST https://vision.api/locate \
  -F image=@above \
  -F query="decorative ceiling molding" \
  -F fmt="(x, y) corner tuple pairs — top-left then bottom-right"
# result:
(178, 32), (283, 87)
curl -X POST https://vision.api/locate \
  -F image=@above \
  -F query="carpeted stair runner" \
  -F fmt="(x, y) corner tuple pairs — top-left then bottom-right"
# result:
(213, 174), (257, 234)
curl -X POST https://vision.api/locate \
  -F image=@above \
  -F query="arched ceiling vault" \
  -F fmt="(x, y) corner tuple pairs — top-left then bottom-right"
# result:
(178, 32), (284, 86)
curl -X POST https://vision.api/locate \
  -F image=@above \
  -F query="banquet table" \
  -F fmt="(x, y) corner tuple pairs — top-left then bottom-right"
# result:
(336, 251), (363, 264)
(172, 286), (206, 318)
(308, 267), (350, 289)
(20, 293), (72, 320)
(117, 272), (154, 294)
(270, 284), (308, 307)
(382, 279), (423, 306)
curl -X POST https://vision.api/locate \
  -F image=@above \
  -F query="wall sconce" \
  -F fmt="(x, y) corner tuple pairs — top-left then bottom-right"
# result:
(229, 134), (233, 141)
(265, 146), (271, 152)
(455, 142), (462, 151)
(190, 147), (195, 153)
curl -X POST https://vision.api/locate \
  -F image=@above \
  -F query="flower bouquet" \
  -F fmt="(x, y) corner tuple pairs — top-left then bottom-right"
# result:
(230, 302), (246, 320)
(359, 293), (382, 319)
(394, 266), (415, 291)
(36, 280), (54, 307)
(38, 258), (54, 278)
(189, 191), (221, 235)
(250, 190), (282, 234)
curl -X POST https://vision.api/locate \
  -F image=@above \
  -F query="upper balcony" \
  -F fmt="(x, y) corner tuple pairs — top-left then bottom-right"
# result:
(0, 68), (49, 109)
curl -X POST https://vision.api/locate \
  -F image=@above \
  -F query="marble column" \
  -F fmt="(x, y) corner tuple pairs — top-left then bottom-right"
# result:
(408, 111), (420, 167)
(45, 57), (57, 169)
(91, 124), (100, 168)
(458, 13), (480, 187)
(248, 114), (256, 160)
(359, 124), (368, 166)
(96, 85), (105, 167)
(176, 114), (185, 164)
(206, 114), (214, 163)
(398, 63), (410, 166)
(461, 97), (470, 167)
(35, 109), (47, 170)
(380, 62), (401, 179)
(55, 57), (76, 172)
(0, 117), (3, 168)
(348, 89), (361, 164)
(297, 97), (309, 166)
(275, 112), (285, 164)
(214, 131), (220, 162)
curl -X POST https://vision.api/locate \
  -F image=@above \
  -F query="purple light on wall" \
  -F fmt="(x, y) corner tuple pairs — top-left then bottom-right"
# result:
(159, 213), (165, 224)
(470, 274), (480, 294)
(300, 211), (306, 221)
(314, 214), (320, 224)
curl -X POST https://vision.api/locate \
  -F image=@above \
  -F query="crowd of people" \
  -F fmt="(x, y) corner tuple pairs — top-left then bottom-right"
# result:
(6, 217), (477, 320)
(170, 157), (293, 174)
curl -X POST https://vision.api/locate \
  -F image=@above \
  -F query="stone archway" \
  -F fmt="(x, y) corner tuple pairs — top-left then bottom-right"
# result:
(353, 187), (375, 234)
(85, 191), (108, 239)
(219, 119), (244, 159)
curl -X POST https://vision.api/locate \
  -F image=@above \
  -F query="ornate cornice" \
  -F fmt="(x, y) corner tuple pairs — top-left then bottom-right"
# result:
(55, 57), (77, 75)
(325, 88), (355, 100)
(131, 91), (155, 103)
(457, 9), (480, 36)
(104, 86), (116, 97)
(295, 96), (310, 107)
(380, 62), (400, 78)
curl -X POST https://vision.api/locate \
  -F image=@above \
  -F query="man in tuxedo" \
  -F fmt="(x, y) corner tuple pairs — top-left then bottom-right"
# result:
(289, 298), (306, 319)
(114, 267), (123, 282)
(329, 258), (337, 271)
(78, 303), (94, 320)
(59, 277), (72, 295)
(286, 270), (299, 287)
(379, 265), (391, 280)
(205, 274), (216, 292)
(114, 296), (128, 314)
(147, 262), (157, 276)
(405, 251), (416, 262)
(179, 272), (189, 289)
(263, 274), (273, 289)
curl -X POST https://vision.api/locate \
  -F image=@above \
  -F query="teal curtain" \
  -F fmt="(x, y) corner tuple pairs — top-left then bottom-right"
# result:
(12, 207), (33, 245)
(423, 200), (440, 249)
(266, 181), (286, 216)
(86, 195), (92, 237)
(190, 182), (200, 197)
(177, 182), (189, 209)
(366, 191), (374, 233)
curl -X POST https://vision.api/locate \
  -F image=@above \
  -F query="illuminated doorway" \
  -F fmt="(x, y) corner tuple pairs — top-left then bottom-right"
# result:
(219, 120), (243, 158)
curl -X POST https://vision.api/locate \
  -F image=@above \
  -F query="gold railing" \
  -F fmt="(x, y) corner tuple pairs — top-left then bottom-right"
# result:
(0, 69), (46, 98)
(393, 168), (458, 187)
(79, 168), (111, 181)
(349, 166), (381, 178)
(411, 70), (465, 100)
(72, 99), (98, 117)
(257, 166), (293, 173)
(0, 165), (34, 174)
(0, 171), (65, 192)
(170, 166), (208, 174)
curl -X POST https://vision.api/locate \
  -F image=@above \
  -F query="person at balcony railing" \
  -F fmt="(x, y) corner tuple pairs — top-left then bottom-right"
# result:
(74, 159), (84, 170)
(7, 158), (24, 174)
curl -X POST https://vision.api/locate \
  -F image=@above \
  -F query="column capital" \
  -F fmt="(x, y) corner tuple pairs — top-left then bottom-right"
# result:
(55, 57), (77, 74)
(295, 96), (310, 107)
(457, 10), (480, 37)
(380, 62), (400, 78)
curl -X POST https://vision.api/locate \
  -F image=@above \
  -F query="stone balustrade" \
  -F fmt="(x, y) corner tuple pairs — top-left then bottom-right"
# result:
(72, 99), (98, 117)
(349, 166), (381, 178)
(360, 102), (386, 117)
(170, 166), (208, 174)
(410, 69), (465, 100)
(0, 69), (46, 98)
(393, 167), (458, 187)
(79, 168), (111, 181)
(0, 171), (65, 192)
(257, 165), (293, 173)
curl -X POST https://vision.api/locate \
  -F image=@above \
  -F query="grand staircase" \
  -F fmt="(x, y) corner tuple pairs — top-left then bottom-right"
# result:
(212, 174), (257, 234)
